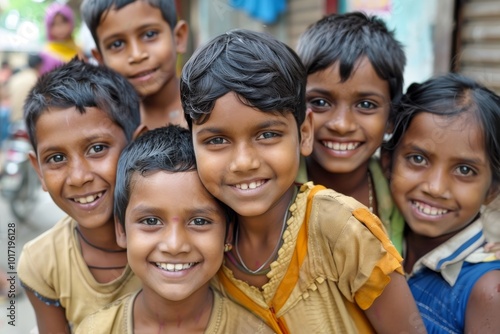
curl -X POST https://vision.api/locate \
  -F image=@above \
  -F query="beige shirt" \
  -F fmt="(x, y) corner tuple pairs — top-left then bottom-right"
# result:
(213, 182), (404, 333)
(18, 216), (142, 330)
(76, 289), (275, 334)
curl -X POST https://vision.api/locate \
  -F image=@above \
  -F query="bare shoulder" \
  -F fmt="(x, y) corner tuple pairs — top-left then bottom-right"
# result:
(465, 269), (500, 332)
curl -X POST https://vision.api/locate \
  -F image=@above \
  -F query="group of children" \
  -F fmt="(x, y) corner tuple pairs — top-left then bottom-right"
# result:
(16, 0), (500, 333)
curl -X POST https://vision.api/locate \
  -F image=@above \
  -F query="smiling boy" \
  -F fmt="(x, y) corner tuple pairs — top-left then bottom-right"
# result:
(81, 0), (188, 129)
(18, 59), (143, 333)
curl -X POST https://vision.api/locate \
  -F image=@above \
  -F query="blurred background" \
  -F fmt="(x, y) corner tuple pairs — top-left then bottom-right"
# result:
(0, 0), (499, 92)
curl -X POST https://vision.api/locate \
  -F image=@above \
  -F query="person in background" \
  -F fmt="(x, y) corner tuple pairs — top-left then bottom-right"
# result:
(8, 54), (42, 123)
(40, 2), (82, 75)
(81, 0), (189, 129)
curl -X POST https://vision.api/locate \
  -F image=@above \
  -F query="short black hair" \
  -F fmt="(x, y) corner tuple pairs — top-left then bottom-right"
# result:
(24, 58), (141, 151)
(385, 73), (500, 183)
(181, 29), (307, 132)
(297, 12), (406, 112)
(114, 125), (196, 226)
(81, 0), (178, 50)
(114, 125), (234, 228)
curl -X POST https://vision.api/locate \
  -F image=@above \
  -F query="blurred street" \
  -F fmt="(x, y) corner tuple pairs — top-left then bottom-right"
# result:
(0, 184), (65, 334)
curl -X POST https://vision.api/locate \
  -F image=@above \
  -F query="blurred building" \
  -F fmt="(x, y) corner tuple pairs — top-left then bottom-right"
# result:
(180, 0), (500, 93)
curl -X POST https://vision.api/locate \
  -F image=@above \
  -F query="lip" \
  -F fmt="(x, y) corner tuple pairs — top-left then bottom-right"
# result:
(129, 68), (158, 82)
(229, 179), (269, 194)
(318, 139), (363, 158)
(410, 199), (452, 220)
(69, 190), (106, 211)
(151, 261), (199, 279)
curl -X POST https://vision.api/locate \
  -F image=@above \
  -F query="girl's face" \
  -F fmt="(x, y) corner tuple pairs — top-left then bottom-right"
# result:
(390, 111), (498, 238)
(50, 13), (73, 41)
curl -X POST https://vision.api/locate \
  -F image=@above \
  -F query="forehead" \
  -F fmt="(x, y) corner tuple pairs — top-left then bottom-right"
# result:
(35, 107), (122, 146)
(403, 112), (486, 157)
(128, 170), (224, 213)
(97, 1), (168, 38)
(193, 92), (296, 133)
(308, 57), (390, 99)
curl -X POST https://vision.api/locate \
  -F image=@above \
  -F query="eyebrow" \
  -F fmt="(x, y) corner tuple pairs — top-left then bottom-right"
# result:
(307, 87), (388, 101)
(404, 143), (486, 166)
(195, 119), (289, 136)
(129, 204), (222, 217)
(101, 22), (161, 43)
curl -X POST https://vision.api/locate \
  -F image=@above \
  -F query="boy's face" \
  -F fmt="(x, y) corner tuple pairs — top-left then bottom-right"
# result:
(390, 112), (497, 238)
(306, 57), (391, 175)
(117, 170), (226, 302)
(29, 107), (127, 229)
(93, 1), (187, 98)
(191, 92), (313, 219)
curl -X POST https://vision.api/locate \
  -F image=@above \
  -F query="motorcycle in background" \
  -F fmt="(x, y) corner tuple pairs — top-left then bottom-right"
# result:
(0, 120), (40, 222)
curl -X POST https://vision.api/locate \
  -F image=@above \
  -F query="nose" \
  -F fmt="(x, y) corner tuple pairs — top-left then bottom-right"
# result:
(128, 40), (148, 64)
(422, 166), (452, 199)
(67, 158), (93, 187)
(228, 142), (260, 173)
(325, 105), (357, 134)
(158, 223), (191, 255)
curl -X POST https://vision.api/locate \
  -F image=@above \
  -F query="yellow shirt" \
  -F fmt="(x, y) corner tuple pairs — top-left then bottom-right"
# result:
(18, 216), (141, 330)
(76, 289), (275, 334)
(213, 182), (403, 333)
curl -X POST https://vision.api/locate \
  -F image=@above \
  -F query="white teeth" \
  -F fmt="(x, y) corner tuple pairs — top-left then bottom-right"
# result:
(74, 192), (103, 204)
(323, 141), (359, 151)
(156, 262), (195, 272)
(235, 180), (264, 190)
(413, 201), (448, 216)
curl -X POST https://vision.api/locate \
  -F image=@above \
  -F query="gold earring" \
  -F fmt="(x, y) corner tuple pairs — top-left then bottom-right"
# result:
(224, 243), (232, 252)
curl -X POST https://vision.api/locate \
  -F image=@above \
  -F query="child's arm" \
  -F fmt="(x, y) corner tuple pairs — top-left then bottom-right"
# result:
(25, 289), (71, 334)
(365, 272), (426, 334)
(465, 270), (500, 332)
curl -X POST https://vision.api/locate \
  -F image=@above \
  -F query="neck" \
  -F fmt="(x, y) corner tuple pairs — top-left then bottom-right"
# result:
(134, 286), (213, 332)
(236, 185), (296, 241)
(306, 157), (370, 203)
(404, 224), (470, 273)
(141, 77), (184, 128)
(77, 222), (122, 251)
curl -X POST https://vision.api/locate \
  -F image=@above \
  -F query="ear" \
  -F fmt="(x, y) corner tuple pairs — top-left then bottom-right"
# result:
(115, 217), (127, 248)
(299, 109), (314, 157)
(173, 20), (189, 54)
(29, 151), (47, 192)
(132, 124), (148, 140)
(91, 48), (104, 64)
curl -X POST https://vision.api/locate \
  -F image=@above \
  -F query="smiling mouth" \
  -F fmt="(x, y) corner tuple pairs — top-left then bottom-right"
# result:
(322, 141), (360, 151)
(130, 68), (157, 79)
(155, 262), (197, 272)
(234, 180), (266, 190)
(412, 200), (449, 216)
(73, 192), (103, 204)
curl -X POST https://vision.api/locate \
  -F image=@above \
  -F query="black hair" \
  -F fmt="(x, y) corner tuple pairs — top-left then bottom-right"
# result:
(181, 29), (307, 132)
(81, 0), (178, 50)
(384, 73), (500, 183)
(114, 125), (234, 228)
(24, 58), (141, 151)
(296, 12), (406, 113)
